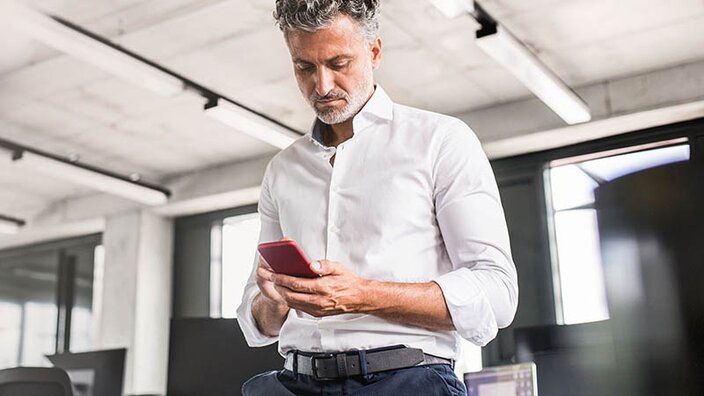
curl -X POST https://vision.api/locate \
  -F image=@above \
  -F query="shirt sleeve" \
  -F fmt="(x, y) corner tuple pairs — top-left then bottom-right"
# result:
(236, 163), (284, 347)
(431, 119), (519, 347)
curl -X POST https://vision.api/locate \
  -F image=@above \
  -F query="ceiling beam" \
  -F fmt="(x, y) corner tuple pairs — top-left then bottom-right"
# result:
(5, 1), (304, 148)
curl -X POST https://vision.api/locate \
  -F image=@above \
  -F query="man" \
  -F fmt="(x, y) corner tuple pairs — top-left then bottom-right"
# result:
(237, 0), (518, 394)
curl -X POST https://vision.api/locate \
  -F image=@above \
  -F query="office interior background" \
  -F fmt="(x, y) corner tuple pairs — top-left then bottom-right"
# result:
(0, 0), (703, 395)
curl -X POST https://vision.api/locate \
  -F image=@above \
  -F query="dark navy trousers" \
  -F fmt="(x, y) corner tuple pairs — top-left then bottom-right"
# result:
(242, 364), (467, 395)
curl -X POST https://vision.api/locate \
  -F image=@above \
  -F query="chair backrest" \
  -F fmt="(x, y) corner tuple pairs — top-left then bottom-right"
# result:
(0, 367), (74, 396)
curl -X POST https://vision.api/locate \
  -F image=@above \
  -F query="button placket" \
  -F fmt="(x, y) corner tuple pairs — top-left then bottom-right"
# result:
(325, 159), (338, 259)
(318, 147), (335, 161)
(324, 143), (347, 259)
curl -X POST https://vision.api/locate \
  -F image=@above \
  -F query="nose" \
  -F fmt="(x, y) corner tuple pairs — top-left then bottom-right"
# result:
(314, 67), (335, 97)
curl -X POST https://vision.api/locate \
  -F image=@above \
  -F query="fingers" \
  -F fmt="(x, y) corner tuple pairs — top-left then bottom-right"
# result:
(311, 260), (343, 276)
(258, 255), (273, 271)
(274, 285), (331, 315)
(272, 273), (320, 294)
(309, 260), (323, 275)
(256, 271), (286, 305)
(266, 260), (349, 294)
(256, 265), (276, 282)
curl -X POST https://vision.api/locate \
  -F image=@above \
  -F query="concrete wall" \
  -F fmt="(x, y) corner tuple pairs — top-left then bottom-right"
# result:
(98, 211), (173, 395)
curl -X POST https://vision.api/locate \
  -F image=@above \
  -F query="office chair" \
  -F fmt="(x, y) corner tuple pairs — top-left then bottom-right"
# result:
(0, 367), (74, 396)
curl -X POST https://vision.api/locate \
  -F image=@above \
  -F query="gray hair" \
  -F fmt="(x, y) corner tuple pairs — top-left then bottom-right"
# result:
(273, 0), (381, 44)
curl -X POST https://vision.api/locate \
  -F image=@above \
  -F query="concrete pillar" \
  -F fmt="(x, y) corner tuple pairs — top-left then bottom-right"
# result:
(97, 210), (174, 395)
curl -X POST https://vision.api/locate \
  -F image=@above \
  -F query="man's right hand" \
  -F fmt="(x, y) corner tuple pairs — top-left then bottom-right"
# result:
(255, 255), (288, 307)
(251, 238), (291, 337)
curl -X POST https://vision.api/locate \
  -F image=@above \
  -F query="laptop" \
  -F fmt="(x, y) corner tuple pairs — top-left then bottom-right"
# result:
(464, 362), (537, 396)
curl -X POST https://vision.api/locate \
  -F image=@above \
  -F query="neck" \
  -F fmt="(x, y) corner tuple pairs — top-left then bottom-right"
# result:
(326, 119), (353, 146)
(325, 85), (375, 147)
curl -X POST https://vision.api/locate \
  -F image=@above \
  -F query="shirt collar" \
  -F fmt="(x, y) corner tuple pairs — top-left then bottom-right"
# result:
(309, 85), (394, 146)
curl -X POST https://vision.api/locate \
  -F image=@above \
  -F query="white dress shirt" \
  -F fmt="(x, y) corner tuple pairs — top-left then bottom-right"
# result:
(236, 85), (518, 360)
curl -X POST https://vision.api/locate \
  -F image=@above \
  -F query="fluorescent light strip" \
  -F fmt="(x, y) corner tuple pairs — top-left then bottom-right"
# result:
(0, 216), (25, 235)
(0, 144), (15, 161)
(7, 1), (184, 96)
(205, 99), (299, 149)
(13, 151), (169, 206)
(0, 222), (21, 235)
(476, 25), (592, 125)
(430, 0), (475, 19)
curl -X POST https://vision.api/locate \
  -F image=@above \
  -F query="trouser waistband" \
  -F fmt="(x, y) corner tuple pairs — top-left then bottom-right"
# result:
(283, 345), (454, 380)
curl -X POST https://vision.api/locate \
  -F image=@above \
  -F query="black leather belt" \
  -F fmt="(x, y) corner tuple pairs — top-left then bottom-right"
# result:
(283, 345), (454, 380)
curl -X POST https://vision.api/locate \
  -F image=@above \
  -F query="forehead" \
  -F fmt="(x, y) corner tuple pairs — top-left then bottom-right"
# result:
(285, 14), (365, 61)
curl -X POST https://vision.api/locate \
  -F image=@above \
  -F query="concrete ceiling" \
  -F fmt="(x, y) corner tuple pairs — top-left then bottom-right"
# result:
(1, 0), (704, 228)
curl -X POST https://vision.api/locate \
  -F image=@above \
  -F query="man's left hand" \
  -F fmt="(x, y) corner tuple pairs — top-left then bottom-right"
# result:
(271, 260), (372, 317)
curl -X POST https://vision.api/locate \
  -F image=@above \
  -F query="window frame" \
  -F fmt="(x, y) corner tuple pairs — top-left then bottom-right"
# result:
(544, 139), (691, 324)
(485, 117), (704, 366)
(0, 233), (101, 366)
(173, 204), (258, 319)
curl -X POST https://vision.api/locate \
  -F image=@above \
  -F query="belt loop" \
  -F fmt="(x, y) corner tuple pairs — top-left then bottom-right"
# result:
(336, 353), (348, 378)
(292, 350), (299, 376)
(359, 350), (369, 376)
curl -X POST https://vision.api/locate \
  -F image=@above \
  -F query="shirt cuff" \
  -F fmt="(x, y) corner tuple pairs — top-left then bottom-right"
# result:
(236, 289), (279, 347)
(433, 268), (498, 346)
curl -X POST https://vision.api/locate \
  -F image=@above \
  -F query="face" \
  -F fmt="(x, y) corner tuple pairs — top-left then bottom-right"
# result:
(286, 14), (382, 125)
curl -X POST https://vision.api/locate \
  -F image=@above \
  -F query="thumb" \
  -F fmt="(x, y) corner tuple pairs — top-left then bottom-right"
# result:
(310, 260), (338, 276)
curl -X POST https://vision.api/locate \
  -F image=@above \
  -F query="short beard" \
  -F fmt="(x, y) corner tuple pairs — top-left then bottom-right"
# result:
(308, 79), (372, 125)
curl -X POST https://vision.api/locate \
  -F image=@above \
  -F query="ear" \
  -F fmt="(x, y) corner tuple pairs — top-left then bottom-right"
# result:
(370, 37), (382, 70)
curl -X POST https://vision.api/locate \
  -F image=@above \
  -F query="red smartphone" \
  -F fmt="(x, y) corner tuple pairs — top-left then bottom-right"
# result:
(257, 240), (319, 278)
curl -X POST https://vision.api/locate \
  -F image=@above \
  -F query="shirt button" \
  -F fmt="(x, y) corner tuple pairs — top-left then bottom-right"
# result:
(329, 224), (340, 234)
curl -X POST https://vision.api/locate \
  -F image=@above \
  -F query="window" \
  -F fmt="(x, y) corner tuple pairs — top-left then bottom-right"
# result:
(210, 213), (262, 318)
(545, 140), (690, 324)
(21, 302), (58, 366)
(0, 302), (21, 368)
(72, 244), (105, 353)
(0, 235), (101, 369)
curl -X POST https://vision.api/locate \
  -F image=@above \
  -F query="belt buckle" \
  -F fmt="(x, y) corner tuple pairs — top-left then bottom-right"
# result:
(311, 353), (336, 381)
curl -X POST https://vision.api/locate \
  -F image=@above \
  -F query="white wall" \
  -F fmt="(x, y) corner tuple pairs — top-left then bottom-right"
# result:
(98, 210), (173, 395)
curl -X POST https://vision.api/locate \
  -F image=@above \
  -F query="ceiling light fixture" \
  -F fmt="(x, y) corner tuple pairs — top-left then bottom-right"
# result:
(430, 0), (474, 19)
(11, 149), (170, 206)
(204, 98), (299, 149)
(6, 1), (184, 96)
(429, 1), (592, 124)
(0, 144), (17, 161)
(0, 215), (25, 235)
(476, 23), (592, 124)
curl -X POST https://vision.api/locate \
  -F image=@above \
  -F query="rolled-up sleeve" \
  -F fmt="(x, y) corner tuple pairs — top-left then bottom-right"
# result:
(431, 120), (519, 346)
(236, 163), (284, 347)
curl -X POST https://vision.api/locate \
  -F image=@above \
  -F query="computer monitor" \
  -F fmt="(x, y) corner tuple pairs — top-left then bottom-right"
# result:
(464, 363), (537, 396)
(46, 348), (125, 396)
(167, 318), (282, 396)
(513, 322), (617, 396)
